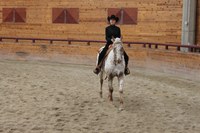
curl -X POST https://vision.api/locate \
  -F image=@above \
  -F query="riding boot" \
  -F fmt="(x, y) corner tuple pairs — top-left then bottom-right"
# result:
(93, 67), (100, 75)
(125, 67), (130, 75)
(124, 51), (130, 75)
(93, 45), (109, 75)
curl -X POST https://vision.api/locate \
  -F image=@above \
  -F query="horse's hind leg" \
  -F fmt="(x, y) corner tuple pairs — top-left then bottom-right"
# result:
(99, 71), (103, 98)
(118, 76), (124, 110)
(108, 76), (113, 102)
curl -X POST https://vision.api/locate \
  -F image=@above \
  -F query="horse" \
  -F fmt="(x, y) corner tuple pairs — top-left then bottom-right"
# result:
(97, 37), (125, 110)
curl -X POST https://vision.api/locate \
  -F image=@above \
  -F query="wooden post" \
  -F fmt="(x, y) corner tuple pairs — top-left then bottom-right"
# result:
(181, 0), (197, 52)
(148, 44), (151, 48)
(177, 46), (181, 51)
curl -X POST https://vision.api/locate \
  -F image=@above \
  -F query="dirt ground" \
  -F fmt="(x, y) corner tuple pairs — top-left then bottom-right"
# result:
(0, 60), (200, 133)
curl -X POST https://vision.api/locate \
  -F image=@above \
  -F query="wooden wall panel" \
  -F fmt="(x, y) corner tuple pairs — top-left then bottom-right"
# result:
(66, 8), (79, 24)
(124, 8), (138, 24)
(196, 0), (200, 46)
(0, 0), (183, 44)
(52, 8), (65, 23)
(15, 8), (26, 23)
(2, 8), (13, 22)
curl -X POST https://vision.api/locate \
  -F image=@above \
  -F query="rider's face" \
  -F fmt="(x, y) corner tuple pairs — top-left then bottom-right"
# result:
(110, 19), (116, 25)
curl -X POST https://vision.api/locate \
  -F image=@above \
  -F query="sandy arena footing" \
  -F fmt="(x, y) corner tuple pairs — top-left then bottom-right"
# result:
(0, 60), (200, 133)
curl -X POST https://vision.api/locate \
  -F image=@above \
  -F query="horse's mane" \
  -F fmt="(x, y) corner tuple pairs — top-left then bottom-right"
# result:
(113, 38), (122, 45)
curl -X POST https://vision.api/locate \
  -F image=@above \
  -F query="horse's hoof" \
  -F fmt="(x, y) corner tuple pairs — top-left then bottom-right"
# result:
(108, 95), (113, 102)
(119, 105), (124, 111)
(99, 92), (103, 98)
(119, 107), (124, 111)
(108, 99), (113, 103)
(109, 98), (113, 102)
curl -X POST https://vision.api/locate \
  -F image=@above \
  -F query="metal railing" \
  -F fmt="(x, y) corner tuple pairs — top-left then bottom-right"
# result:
(0, 36), (200, 53)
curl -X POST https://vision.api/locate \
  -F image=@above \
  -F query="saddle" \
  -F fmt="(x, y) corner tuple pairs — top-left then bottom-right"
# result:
(97, 45), (113, 68)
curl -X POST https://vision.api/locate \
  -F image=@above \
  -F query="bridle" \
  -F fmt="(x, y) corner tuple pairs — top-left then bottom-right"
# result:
(113, 43), (124, 65)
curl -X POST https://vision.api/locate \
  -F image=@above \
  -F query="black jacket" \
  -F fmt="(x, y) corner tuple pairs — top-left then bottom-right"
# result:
(105, 25), (121, 45)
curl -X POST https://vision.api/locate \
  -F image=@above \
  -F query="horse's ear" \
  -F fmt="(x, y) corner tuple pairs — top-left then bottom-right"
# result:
(111, 36), (115, 43)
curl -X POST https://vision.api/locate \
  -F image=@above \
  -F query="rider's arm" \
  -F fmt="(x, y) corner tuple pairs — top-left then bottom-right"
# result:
(106, 28), (112, 44)
(118, 27), (121, 38)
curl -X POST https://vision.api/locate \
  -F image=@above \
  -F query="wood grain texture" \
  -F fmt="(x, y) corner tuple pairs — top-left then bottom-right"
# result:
(0, 0), (183, 44)
(196, 0), (200, 45)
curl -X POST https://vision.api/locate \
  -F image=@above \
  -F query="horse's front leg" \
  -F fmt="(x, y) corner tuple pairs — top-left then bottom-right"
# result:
(118, 75), (124, 110)
(99, 71), (103, 98)
(108, 76), (113, 102)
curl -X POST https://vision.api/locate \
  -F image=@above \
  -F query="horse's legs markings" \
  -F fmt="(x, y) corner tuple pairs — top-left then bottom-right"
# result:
(99, 72), (103, 98)
(108, 76), (113, 102)
(118, 76), (124, 110)
(118, 76), (124, 93)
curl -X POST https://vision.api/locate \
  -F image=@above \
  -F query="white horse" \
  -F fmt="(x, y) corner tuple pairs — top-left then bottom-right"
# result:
(97, 38), (125, 110)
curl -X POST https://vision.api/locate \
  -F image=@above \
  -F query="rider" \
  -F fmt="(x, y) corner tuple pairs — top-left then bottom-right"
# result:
(93, 15), (130, 75)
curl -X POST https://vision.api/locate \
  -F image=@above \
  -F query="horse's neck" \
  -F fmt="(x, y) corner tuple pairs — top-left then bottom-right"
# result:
(105, 50), (115, 64)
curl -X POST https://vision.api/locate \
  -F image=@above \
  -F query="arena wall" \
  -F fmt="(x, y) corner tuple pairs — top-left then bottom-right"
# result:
(0, 0), (200, 80)
(0, 42), (199, 81)
(0, 0), (182, 44)
(196, 0), (200, 45)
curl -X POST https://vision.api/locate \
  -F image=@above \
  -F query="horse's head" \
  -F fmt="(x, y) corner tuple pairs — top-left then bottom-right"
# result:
(112, 38), (124, 64)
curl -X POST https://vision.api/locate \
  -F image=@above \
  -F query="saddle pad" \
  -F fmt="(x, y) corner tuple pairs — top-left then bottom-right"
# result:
(97, 45), (113, 68)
